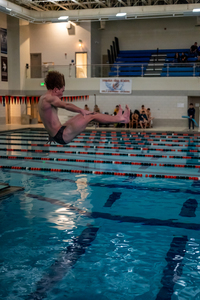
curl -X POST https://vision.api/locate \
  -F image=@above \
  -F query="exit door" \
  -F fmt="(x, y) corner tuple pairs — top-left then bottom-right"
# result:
(75, 52), (87, 78)
(188, 97), (200, 127)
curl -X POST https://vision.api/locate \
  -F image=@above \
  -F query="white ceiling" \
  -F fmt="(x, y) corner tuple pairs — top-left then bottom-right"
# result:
(1, 0), (200, 23)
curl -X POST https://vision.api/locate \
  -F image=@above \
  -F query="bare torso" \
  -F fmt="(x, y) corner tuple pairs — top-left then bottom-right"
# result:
(146, 112), (151, 119)
(38, 93), (62, 137)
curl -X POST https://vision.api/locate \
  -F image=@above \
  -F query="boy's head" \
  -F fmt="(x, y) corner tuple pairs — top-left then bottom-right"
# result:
(147, 108), (150, 111)
(190, 103), (193, 107)
(45, 71), (65, 91)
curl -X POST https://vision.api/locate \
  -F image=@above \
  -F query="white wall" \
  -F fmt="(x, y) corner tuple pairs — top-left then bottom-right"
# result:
(57, 94), (188, 125)
(100, 17), (200, 54)
(29, 22), (91, 67)
(7, 16), (20, 92)
(19, 20), (30, 91)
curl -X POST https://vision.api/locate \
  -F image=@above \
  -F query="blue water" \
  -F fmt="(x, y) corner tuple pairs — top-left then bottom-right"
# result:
(0, 129), (200, 299)
(0, 170), (200, 300)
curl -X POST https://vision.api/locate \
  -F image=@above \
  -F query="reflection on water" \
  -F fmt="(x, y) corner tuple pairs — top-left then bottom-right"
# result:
(75, 175), (89, 205)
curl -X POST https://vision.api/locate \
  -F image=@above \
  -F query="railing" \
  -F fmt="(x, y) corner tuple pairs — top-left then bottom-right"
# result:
(26, 62), (200, 79)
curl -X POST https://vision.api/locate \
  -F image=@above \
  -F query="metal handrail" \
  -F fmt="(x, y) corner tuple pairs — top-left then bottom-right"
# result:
(27, 62), (200, 79)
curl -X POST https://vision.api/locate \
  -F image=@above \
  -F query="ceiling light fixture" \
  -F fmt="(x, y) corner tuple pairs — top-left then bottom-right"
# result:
(116, 13), (127, 17)
(58, 16), (69, 20)
(193, 8), (200, 12)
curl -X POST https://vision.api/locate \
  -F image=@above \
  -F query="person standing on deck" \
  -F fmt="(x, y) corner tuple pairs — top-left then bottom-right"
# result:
(38, 71), (130, 145)
(188, 103), (195, 131)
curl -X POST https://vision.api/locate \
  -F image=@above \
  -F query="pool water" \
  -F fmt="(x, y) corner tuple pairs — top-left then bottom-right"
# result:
(0, 129), (200, 300)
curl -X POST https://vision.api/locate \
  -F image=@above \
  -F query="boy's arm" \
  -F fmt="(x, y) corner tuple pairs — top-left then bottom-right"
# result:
(48, 96), (91, 116)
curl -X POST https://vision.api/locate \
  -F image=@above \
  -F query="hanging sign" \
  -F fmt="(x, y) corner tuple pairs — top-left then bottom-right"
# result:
(100, 78), (132, 94)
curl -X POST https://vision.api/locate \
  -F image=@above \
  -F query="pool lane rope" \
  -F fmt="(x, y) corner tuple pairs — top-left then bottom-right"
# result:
(1, 155), (200, 169)
(1, 138), (200, 148)
(0, 165), (199, 180)
(0, 147), (200, 160)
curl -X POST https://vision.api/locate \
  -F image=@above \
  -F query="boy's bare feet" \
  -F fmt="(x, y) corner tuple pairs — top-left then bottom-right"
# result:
(120, 105), (130, 123)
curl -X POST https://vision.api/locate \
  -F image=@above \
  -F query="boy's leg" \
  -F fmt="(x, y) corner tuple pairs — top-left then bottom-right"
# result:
(62, 105), (130, 143)
(189, 119), (191, 129)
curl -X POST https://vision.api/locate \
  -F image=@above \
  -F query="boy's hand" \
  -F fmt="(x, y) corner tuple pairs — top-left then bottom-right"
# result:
(80, 109), (94, 117)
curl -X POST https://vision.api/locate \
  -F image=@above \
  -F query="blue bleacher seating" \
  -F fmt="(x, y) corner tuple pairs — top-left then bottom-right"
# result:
(109, 48), (200, 77)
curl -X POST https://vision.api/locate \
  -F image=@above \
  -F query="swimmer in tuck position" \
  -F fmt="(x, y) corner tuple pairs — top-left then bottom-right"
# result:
(38, 71), (130, 145)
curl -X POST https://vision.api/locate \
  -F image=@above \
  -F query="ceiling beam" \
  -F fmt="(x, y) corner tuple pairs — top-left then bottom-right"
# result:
(49, 0), (69, 10)
(71, 0), (88, 8)
(95, 0), (107, 8)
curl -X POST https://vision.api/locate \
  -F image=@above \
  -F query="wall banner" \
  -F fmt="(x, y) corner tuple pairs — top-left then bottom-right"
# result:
(100, 78), (132, 94)
(1, 56), (8, 81)
(0, 28), (7, 54)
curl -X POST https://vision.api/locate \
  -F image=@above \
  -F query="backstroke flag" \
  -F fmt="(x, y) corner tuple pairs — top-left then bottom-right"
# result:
(100, 78), (132, 94)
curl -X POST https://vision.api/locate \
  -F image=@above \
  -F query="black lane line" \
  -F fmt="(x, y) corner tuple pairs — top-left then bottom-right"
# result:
(26, 227), (99, 300)
(25, 193), (200, 230)
(155, 195), (198, 299)
(139, 166), (149, 170)
(155, 236), (188, 300)
(179, 199), (198, 217)
(4, 170), (200, 196)
(103, 192), (122, 207)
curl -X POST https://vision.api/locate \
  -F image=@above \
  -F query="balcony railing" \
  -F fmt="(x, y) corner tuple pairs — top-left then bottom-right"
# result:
(26, 63), (200, 79)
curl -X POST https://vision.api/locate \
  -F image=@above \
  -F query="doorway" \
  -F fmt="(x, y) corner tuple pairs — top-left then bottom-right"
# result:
(188, 97), (200, 127)
(75, 52), (87, 78)
(30, 53), (42, 78)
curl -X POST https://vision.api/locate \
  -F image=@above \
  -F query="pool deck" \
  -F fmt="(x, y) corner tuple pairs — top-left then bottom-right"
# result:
(0, 123), (199, 133)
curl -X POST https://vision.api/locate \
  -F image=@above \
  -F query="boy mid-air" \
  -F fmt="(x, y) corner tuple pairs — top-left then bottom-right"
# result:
(38, 71), (130, 144)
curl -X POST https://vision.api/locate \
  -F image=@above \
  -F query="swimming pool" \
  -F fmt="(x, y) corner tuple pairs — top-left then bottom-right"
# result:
(0, 129), (200, 300)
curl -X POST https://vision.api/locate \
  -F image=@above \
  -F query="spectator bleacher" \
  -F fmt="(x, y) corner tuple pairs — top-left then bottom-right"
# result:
(109, 48), (200, 77)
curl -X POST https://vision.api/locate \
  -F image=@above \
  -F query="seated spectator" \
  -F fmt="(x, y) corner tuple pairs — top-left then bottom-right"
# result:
(139, 105), (147, 114)
(84, 104), (89, 111)
(93, 104), (100, 127)
(190, 42), (198, 56)
(130, 111), (139, 128)
(146, 108), (154, 128)
(139, 109), (148, 129)
(181, 52), (188, 63)
(173, 52), (180, 63)
(134, 109), (140, 116)
(94, 104), (100, 113)
(114, 105), (119, 115)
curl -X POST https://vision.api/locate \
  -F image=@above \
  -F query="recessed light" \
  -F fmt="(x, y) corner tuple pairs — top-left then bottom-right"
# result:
(6, 7), (12, 11)
(58, 16), (69, 20)
(193, 8), (200, 12)
(116, 13), (127, 17)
